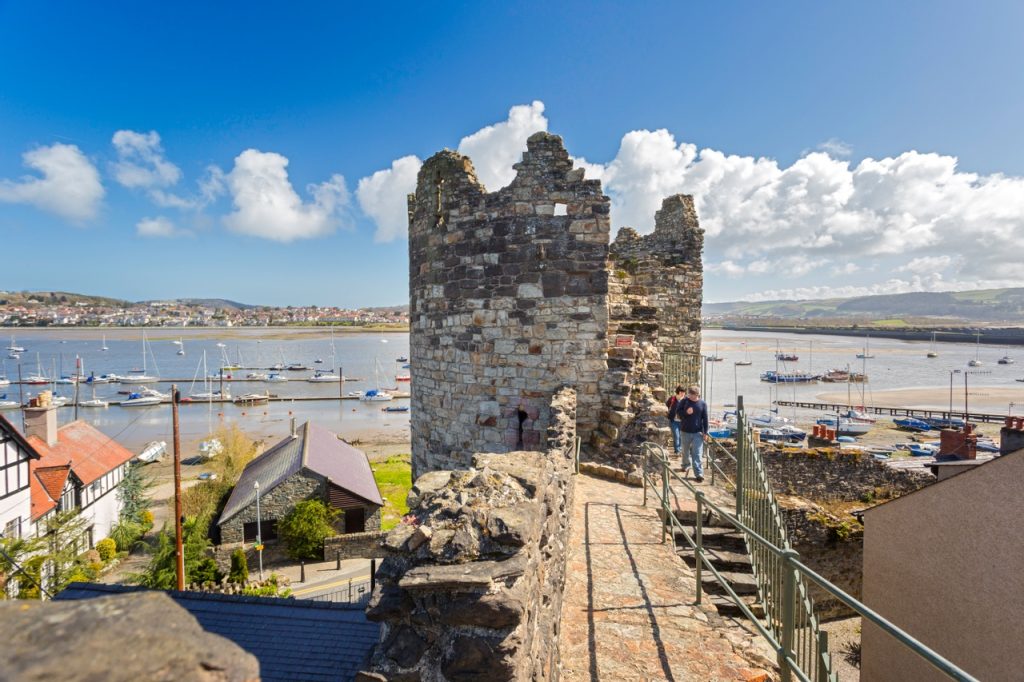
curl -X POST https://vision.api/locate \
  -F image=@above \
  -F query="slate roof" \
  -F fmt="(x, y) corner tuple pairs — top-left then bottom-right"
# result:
(220, 421), (383, 524)
(55, 583), (380, 682)
(26, 420), (135, 486)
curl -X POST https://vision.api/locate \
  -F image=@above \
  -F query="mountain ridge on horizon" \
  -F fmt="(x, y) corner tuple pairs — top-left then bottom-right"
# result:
(0, 290), (409, 312)
(704, 287), (1024, 323)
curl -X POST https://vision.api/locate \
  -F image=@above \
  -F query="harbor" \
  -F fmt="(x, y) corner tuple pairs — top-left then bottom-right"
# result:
(0, 329), (413, 453)
(2, 326), (1023, 456)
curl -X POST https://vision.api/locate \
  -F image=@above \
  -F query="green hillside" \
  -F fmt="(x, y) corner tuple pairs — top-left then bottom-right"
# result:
(705, 288), (1024, 324)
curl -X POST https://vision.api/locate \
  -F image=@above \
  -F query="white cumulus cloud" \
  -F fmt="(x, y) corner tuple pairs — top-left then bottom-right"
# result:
(0, 143), (104, 222)
(223, 149), (350, 242)
(112, 130), (182, 189)
(579, 127), (1024, 299)
(356, 101), (548, 242)
(136, 216), (191, 238)
(112, 130), (224, 209)
(456, 101), (548, 190)
(356, 155), (422, 243)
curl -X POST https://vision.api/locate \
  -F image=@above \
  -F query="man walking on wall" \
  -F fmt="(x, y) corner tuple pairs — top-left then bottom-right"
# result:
(670, 385), (709, 482)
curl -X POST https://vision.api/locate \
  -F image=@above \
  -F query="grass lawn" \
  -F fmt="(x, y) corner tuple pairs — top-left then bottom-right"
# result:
(371, 453), (412, 530)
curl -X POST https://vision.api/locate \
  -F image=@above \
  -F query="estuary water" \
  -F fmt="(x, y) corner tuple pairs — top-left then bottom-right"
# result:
(1, 329), (410, 452)
(2, 327), (1022, 452)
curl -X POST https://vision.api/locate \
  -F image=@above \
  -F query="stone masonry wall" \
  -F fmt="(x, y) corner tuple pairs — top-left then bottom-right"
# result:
(409, 132), (608, 477)
(324, 530), (389, 561)
(360, 388), (577, 682)
(717, 445), (932, 503)
(219, 470), (325, 545)
(608, 194), (704, 355)
(587, 194), (704, 468)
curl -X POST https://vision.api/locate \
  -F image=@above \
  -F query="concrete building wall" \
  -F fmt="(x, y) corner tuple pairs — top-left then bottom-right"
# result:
(860, 452), (1024, 681)
(408, 132), (610, 476)
(83, 484), (122, 545)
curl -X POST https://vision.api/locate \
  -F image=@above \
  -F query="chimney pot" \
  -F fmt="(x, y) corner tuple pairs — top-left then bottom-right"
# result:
(24, 401), (59, 447)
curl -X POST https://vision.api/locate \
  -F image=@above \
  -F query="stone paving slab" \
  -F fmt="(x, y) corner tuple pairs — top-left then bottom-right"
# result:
(559, 474), (778, 682)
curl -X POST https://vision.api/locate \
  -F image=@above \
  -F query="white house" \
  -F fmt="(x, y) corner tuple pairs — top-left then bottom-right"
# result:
(0, 415), (37, 543)
(21, 403), (135, 545)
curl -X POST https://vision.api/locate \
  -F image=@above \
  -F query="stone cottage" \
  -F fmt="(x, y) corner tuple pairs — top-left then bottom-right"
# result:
(217, 421), (383, 545)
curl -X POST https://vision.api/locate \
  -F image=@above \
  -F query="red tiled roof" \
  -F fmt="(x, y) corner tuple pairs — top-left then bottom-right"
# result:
(30, 464), (70, 521)
(27, 420), (135, 486)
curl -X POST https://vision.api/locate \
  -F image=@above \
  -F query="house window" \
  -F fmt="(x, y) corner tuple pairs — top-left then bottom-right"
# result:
(243, 519), (277, 542)
(4, 516), (21, 540)
(60, 486), (77, 512)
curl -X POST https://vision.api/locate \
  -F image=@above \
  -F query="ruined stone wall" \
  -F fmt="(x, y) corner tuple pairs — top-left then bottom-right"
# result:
(587, 195), (704, 467)
(409, 133), (609, 476)
(608, 195), (704, 356)
(716, 445), (932, 503)
(360, 388), (577, 682)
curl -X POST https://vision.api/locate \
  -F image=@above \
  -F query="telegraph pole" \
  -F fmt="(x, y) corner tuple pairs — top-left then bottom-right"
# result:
(171, 384), (184, 590)
(73, 356), (81, 420)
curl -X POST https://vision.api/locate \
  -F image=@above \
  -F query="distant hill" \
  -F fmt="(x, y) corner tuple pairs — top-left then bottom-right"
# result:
(0, 290), (130, 307)
(705, 288), (1024, 324)
(167, 298), (256, 310)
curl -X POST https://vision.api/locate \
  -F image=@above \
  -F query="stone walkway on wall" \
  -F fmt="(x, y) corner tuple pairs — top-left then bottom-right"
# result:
(559, 474), (778, 682)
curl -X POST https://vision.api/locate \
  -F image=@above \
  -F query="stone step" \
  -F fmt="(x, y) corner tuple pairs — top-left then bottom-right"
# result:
(672, 507), (735, 528)
(677, 545), (753, 573)
(709, 594), (766, 619)
(701, 571), (759, 596)
(674, 527), (747, 553)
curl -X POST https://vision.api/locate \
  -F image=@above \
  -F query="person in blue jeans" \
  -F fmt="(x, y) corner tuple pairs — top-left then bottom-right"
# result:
(670, 385), (709, 482)
(665, 386), (685, 455)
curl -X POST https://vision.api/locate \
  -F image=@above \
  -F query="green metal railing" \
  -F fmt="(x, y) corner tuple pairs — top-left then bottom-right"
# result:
(641, 398), (978, 682)
(662, 349), (702, 393)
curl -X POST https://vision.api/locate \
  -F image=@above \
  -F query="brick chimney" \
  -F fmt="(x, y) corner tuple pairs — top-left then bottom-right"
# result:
(1000, 417), (1024, 456)
(24, 391), (59, 447)
(939, 424), (977, 460)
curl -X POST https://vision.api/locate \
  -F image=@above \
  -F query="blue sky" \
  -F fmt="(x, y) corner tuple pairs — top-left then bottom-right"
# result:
(1, 1), (1023, 306)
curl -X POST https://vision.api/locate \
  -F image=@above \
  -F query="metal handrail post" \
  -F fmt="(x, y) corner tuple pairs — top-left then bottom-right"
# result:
(818, 631), (830, 682)
(661, 450), (669, 544)
(780, 548), (800, 682)
(736, 396), (746, 519)
(695, 491), (705, 605)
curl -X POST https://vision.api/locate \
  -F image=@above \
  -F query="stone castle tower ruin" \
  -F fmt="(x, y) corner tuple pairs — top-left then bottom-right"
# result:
(409, 131), (703, 477)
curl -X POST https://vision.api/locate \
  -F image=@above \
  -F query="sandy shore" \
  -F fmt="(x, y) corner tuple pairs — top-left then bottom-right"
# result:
(817, 386), (1024, 413)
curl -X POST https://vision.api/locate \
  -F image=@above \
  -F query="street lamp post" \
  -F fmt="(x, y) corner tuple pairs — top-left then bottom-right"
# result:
(254, 480), (264, 580)
(948, 369), (961, 420)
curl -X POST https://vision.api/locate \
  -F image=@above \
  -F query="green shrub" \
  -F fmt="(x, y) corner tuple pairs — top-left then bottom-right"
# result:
(192, 557), (222, 584)
(278, 500), (339, 561)
(228, 548), (249, 584)
(95, 538), (117, 562)
(241, 573), (292, 598)
(110, 520), (144, 552)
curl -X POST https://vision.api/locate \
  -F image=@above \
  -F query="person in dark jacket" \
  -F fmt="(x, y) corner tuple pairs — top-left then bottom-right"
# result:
(665, 386), (685, 455)
(672, 385), (708, 482)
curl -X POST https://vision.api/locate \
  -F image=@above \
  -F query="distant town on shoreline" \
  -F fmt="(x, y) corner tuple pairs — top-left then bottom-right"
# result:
(0, 290), (409, 328)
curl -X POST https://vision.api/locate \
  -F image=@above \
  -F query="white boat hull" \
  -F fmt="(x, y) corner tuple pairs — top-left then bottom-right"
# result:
(121, 397), (162, 407)
(121, 375), (159, 384)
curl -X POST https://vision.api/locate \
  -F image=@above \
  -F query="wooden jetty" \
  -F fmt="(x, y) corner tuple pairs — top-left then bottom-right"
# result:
(774, 400), (1007, 424)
